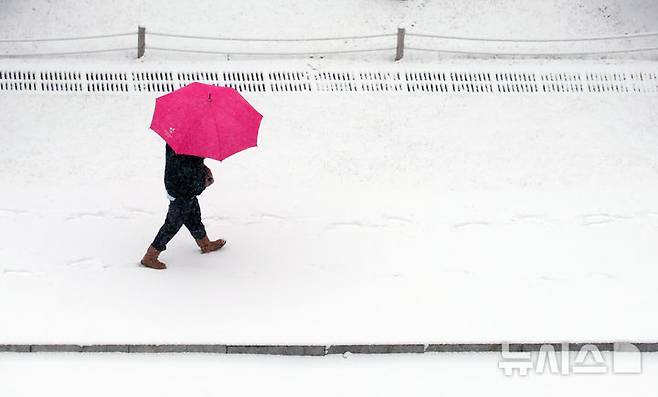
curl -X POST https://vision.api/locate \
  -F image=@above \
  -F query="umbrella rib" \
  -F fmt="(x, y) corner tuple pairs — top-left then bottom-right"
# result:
(209, 100), (222, 161)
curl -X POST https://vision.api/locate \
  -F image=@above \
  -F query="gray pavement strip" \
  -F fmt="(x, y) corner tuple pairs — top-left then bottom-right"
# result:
(80, 345), (131, 353)
(129, 345), (227, 353)
(0, 345), (30, 352)
(636, 343), (658, 352)
(426, 344), (503, 352)
(227, 345), (325, 356)
(0, 343), (655, 355)
(31, 344), (82, 352)
(327, 344), (425, 354)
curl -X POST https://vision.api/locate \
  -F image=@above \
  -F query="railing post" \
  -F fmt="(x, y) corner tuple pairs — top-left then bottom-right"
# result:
(137, 26), (146, 58)
(395, 27), (405, 61)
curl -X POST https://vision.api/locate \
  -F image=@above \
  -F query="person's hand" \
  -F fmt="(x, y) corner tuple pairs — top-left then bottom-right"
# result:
(204, 165), (214, 187)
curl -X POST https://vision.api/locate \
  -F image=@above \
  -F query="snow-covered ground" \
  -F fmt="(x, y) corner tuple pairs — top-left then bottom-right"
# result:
(1, 0), (658, 61)
(1, 74), (658, 344)
(3, 2), (658, 396)
(3, 0), (657, 39)
(1, 352), (658, 397)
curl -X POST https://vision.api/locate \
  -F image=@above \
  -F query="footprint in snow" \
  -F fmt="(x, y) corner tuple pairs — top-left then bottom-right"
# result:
(66, 211), (107, 221)
(258, 213), (288, 221)
(586, 272), (615, 280)
(1, 269), (35, 276)
(511, 214), (545, 223)
(124, 208), (155, 216)
(0, 208), (32, 216)
(327, 221), (386, 229)
(67, 257), (108, 269)
(581, 213), (628, 226)
(384, 216), (412, 225)
(453, 221), (490, 229)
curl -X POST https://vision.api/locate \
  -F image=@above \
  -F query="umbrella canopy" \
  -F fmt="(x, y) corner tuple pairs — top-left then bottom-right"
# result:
(150, 82), (263, 161)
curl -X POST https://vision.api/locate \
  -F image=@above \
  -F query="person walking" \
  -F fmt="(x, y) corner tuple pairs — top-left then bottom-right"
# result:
(141, 144), (226, 270)
(144, 82), (263, 269)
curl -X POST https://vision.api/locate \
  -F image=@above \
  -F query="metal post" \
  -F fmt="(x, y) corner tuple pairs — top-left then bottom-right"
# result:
(395, 27), (405, 61)
(137, 26), (146, 59)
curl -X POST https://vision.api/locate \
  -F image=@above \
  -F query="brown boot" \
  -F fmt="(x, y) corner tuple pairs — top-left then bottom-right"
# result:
(141, 246), (167, 270)
(195, 236), (226, 254)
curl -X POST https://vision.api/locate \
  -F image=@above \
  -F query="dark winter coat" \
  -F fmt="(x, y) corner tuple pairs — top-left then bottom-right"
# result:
(164, 144), (208, 199)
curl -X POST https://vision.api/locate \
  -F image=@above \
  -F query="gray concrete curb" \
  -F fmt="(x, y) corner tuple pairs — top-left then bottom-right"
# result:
(1, 343), (657, 355)
(227, 345), (325, 356)
(327, 344), (425, 354)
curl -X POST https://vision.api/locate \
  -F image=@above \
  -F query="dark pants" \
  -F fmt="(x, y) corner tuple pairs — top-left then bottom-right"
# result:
(151, 197), (207, 251)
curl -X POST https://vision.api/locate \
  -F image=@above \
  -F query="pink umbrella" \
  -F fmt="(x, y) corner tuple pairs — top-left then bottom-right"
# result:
(149, 82), (263, 161)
